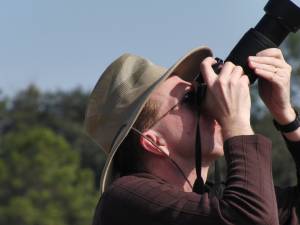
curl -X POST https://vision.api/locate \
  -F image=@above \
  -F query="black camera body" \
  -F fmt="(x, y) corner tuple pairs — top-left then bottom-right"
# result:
(226, 0), (300, 84)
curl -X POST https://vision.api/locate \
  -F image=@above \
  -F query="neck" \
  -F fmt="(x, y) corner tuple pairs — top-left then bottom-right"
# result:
(144, 155), (210, 192)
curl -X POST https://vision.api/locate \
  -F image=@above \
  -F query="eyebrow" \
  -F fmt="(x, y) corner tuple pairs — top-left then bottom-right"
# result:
(147, 101), (181, 129)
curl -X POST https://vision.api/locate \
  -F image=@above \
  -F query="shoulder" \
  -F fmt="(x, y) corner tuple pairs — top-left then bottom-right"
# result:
(104, 173), (182, 201)
(102, 174), (200, 211)
(96, 174), (160, 224)
(97, 173), (188, 224)
(95, 174), (220, 225)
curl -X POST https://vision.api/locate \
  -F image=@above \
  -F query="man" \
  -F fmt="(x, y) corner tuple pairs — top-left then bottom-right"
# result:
(85, 46), (300, 225)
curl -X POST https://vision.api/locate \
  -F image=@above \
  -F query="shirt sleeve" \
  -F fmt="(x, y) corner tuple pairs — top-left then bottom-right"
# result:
(95, 135), (279, 225)
(275, 138), (300, 225)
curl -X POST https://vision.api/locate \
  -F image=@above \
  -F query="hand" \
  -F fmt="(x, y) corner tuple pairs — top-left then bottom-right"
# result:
(248, 48), (295, 124)
(200, 57), (253, 139)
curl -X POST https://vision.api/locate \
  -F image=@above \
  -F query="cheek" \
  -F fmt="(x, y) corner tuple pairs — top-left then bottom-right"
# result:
(158, 111), (196, 157)
(182, 115), (197, 137)
(163, 108), (196, 137)
(177, 110), (198, 157)
(199, 116), (214, 147)
(157, 114), (184, 142)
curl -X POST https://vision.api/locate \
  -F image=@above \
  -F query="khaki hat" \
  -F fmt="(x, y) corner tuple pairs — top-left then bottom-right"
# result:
(84, 46), (212, 194)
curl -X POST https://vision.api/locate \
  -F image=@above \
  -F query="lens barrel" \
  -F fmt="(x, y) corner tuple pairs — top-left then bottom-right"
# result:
(226, 0), (300, 84)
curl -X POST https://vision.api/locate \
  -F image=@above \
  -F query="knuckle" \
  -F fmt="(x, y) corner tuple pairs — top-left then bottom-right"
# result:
(201, 57), (213, 68)
(235, 66), (244, 73)
(241, 75), (250, 86)
(286, 64), (292, 72)
(275, 48), (282, 54)
(202, 57), (213, 64)
(275, 48), (285, 59)
(225, 61), (235, 67)
(272, 48), (282, 54)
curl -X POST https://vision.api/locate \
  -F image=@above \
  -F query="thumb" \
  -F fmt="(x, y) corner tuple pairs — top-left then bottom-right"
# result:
(200, 57), (218, 87)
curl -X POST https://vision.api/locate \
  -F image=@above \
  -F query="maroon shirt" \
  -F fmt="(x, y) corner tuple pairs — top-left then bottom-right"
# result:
(93, 135), (300, 225)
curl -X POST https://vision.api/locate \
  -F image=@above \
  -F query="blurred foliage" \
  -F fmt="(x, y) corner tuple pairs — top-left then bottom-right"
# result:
(0, 127), (97, 225)
(0, 31), (299, 225)
(0, 86), (105, 225)
(283, 32), (300, 73)
(1, 85), (105, 188)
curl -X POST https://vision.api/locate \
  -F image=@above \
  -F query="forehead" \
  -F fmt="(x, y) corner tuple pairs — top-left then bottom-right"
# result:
(150, 75), (192, 103)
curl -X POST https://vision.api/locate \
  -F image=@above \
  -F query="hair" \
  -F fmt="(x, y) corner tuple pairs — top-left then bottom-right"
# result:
(114, 99), (159, 176)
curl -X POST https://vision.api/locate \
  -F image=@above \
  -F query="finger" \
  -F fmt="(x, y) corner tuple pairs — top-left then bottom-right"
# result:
(219, 61), (235, 81)
(248, 56), (287, 71)
(240, 74), (250, 86)
(230, 65), (244, 82)
(200, 57), (217, 86)
(254, 68), (275, 82)
(256, 48), (284, 60)
(248, 60), (277, 73)
(248, 56), (284, 67)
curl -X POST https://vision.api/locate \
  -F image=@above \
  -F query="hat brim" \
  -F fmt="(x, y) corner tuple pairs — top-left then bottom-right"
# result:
(99, 46), (213, 194)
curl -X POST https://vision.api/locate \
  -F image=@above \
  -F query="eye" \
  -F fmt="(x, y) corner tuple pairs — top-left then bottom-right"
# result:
(182, 91), (195, 106)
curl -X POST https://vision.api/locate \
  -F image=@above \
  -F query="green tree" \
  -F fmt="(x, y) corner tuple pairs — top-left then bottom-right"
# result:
(2, 85), (105, 188)
(0, 127), (97, 225)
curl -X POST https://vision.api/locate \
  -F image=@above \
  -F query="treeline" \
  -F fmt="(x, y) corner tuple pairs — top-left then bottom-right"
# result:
(0, 86), (104, 225)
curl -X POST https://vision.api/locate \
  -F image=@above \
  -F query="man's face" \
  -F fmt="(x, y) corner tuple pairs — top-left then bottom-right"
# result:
(149, 75), (224, 166)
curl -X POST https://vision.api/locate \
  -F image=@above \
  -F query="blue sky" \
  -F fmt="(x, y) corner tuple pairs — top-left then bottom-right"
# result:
(0, 0), (268, 96)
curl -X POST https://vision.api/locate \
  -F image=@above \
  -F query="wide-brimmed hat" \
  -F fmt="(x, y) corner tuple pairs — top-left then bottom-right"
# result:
(84, 46), (212, 194)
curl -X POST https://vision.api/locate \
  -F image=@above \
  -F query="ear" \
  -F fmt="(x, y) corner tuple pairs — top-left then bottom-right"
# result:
(139, 130), (169, 157)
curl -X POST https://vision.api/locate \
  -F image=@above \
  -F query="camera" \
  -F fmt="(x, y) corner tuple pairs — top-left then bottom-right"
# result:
(225, 0), (300, 84)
